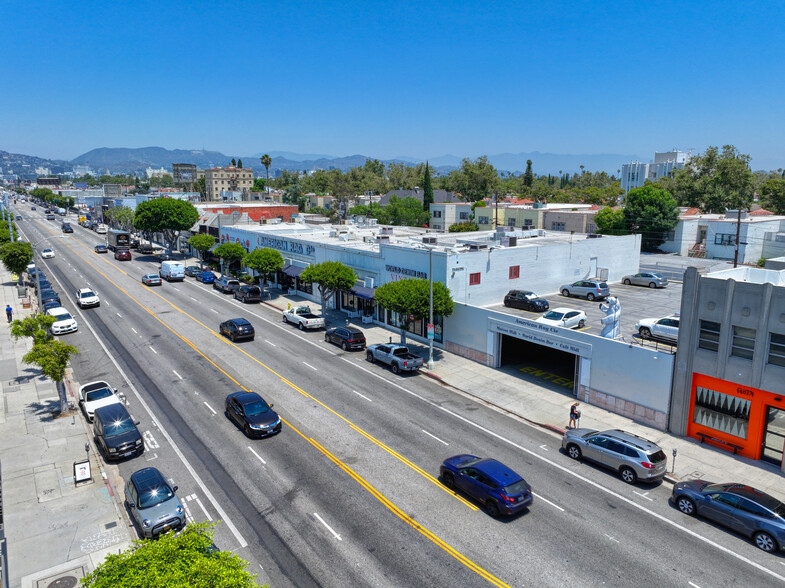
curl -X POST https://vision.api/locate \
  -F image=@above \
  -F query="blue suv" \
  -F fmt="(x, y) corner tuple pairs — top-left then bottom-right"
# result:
(440, 454), (533, 517)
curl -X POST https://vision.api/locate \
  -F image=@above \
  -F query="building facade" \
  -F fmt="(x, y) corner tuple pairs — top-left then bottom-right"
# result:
(429, 202), (473, 231)
(621, 150), (689, 192)
(204, 166), (254, 201)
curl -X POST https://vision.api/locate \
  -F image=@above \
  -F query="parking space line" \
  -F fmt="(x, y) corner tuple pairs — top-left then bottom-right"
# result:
(173, 370), (183, 380)
(421, 429), (448, 445)
(352, 390), (372, 402)
(531, 492), (564, 511)
(149, 346), (157, 354)
(203, 402), (217, 415)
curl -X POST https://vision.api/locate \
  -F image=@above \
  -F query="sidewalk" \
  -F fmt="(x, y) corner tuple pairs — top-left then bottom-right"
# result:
(0, 267), (132, 588)
(264, 290), (785, 502)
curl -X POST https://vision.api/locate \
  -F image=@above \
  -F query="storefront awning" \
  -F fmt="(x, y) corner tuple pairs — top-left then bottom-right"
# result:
(282, 264), (304, 278)
(350, 285), (376, 300)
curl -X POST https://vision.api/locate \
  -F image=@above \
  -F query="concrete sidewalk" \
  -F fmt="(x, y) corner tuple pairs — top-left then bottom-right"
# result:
(0, 267), (132, 588)
(265, 290), (785, 502)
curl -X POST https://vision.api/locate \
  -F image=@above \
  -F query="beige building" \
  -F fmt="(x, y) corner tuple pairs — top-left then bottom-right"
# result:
(476, 203), (598, 233)
(429, 202), (474, 232)
(542, 207), (599, 233)
(204, 166), (254, 201)
(475, 205), (543, 231)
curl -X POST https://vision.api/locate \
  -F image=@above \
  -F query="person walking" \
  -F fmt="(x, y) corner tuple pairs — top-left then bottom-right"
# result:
(5, 304), (13, 323)
(568, 402), (581, 429)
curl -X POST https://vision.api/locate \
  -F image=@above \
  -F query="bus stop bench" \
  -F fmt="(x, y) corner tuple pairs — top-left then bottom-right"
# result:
(696, 432), (742, 454)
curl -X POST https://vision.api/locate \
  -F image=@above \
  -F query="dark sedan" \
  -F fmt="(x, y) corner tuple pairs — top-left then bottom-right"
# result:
(184, 265), (202, 277)
(219, 318), (255, 342)
(40, 289), (61, 306)
(141, 273), (162, 286)
(324, 326), (366, 350)
(225, 391), (282, 438)
(114, 249), (132, 261)
(503, 290), (549, 312)
(440, 454), (533, 517)
(94, 244), (108, 254)
(672, 480), (785, 552)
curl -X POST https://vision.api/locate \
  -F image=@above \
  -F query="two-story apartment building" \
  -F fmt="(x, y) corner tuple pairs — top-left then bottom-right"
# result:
(429, 202), (473, 231)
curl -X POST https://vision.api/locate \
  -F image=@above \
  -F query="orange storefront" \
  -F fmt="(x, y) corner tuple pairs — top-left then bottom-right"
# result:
(688, 373), (785, 466)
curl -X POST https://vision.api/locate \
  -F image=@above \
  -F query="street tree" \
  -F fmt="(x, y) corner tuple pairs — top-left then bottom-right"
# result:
(759, 178), (785, 215)
(594, 207), (627, 235)
(447, 156), (500, 202)
(103, 206), (136, 232)
(11, 314), (56, 346)
(299, 261), (357, 319)
(242, 248), (284, 286)
(374, 278), (454, 344)
(422, 162), (434, 212)
(260, 154), (272, 189)
(623, 185), (679, 252)
(23, 340), (78, 414)
(133, 198), (199, 250)
(188, 234), (216, 269)
(81, 522), (260, 588)
(0, 241), (33, 278)
(212, 242), (246, 276)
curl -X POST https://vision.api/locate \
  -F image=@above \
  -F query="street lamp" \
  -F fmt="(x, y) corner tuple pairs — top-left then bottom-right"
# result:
(426, 245), (435, 369)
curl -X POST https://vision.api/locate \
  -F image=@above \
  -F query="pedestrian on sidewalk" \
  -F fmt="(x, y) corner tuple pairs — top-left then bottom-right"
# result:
(5, 304), (12, 323)
(568, 402), (581, 429)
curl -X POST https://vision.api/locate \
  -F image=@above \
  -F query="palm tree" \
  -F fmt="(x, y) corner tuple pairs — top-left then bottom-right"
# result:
(260, 154), (272, 191)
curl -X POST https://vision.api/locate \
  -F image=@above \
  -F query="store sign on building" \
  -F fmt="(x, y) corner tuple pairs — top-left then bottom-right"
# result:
(386, 264), (427, 281)
(254, 235), (315, 257)
(492, 318), (590, 356)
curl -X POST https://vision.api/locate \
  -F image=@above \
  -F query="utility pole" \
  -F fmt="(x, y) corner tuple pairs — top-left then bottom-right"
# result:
(4, 193), (14, 241)
(733, 207), (742, 268)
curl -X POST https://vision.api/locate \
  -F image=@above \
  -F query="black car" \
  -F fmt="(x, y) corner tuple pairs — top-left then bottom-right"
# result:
(130, 238), (140, 249)
(35, 278), (53, 292)
(93, 403), (144, 461)
(219, 318), (255, 341)
(225, 391), (282, 438)
(94, 244), (108, 253)
(136, 242), (154, 254)
(61, 223), (73, 233)
(42, 299), (61, 312)
(234, 284), (262, 303)
(184, 265), (202, 277)
(40, 289), (61, 306)
(504, 290), (549, 312)
(324, 326), (366, 350)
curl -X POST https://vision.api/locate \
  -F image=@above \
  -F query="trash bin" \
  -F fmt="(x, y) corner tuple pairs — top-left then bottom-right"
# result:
(16, 284), (27, 297)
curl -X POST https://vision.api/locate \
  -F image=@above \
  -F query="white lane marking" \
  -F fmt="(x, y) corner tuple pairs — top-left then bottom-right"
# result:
(604, 534), (620, 543)
(203, 402), (217, 415)
(633, 490), (653, 502)
(532, 492), (564, 511)
(194, 496), (213, 521)
(265, 340), (277, 347)
(172, 286), (181, 291)
(149, 346), (157, 354)
(248, 446), (267, 465)
(182, 500), (195, 523)
(145, 452), (158, 461)
(421, 429), (448, 445)
(302, 362), (318, 371)
(338, 357), (785, 583)
(116, 312), (122, 318)
(189, 296), (198, 301)
(143, 430), (160, 449)
(352, 390), (372, 402)
(210, 308), (218, 313)
(688, 582), (701, 588)
(131, 327), (137, 334)
(539, 444), (549, 451)
(313, 513), (341, 540)
(173, 370), (183, 380)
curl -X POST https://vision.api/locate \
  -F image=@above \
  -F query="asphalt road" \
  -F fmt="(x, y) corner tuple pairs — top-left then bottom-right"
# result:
(14, 205), (785, 587)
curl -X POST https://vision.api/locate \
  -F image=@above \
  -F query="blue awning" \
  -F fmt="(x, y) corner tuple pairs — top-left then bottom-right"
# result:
(282, 264), (304, 278)
(350, 285), (376, 300)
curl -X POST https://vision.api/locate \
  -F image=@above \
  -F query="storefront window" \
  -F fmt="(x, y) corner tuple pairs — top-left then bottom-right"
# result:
(384, 311), (443, 343)
(693, 386), (751, 439)
(296, 279), (312, 295)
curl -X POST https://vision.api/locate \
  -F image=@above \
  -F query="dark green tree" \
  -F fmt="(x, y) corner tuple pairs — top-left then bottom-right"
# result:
(0, 241), (33, 276)
(376, 196), (429, 227)
(134, 198), (199, 250)
(523, 160), (534, 187)
(11, 314), (56, 346)
(623, 185), (679, 251)
(594, 207), (628, 236)
(759, 178), (785, 215)
(231, 158), (237, 167)
(252, 178), (266, 192)
(242, 247), (284, 286)
(212, 242), (246, 276)
(103, 206), (136, 232)
(188, 234), (216, 269)
(422, 162), (434, 212)
(299, 261), (357, 319)
(374, 278), (454, 344)
(23, 340), (78, 414)
(446, 156), (499, 202)
(260, 154), (272, 189)
(448, 222), (479, 232)
(237, 159), (243, 168)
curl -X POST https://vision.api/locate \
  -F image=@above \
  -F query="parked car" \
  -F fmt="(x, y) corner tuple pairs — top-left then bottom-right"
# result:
(15, 215), (21, 220)
(672, 481), (785, 552)
(559, 279), (610, 301)
(213, 276), (240, 293)
(562, 428), (668, 484)
(635, 314), (679, 342)
(503, 290), (549, 312)
(136, 242), (154, 254)
(141, 273), (162, 286)
(34, 278), (52, 292)
(93, 403), (144, 461)
(75, 287), (100, 308)
(94, 244), (108, 254)
(282, 306), (325, 330)
(46, 307), (78, 335)
(219, 318), (255, 341)
(622, 272), (668, 288)
(40, 289), (61, 306)
(535, 308), (587, 329)
(195, 271), (217, 284)
(440, 454), (533, 517)
(125, 467), (185, 539)
(42, 300), (61, 312)
(78, 380), (122, 423)
(234, 284), (261, 303)
(184, 265), (202, 277)
(225, 391), (282, 438)
(114, 249), (132, 261)
(95, 224), (108, 234)
(40, 248), (55, 259)
(325, 326), (366, 350)
(366, 343), (423, 373)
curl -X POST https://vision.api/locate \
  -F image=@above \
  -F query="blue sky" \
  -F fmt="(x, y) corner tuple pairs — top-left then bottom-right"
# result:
(2, 1), (783, 170)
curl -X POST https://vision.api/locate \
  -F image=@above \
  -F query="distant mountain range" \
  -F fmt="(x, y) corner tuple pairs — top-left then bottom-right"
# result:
(3, 146), (648, 179)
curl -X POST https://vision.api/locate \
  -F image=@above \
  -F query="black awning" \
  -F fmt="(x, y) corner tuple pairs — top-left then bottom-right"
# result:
(350, 285), (376, 300)
(282, 264), (304, 278)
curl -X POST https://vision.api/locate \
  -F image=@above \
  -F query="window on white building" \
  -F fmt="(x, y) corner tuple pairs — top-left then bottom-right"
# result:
(698, 320), (721, 352)
(731, 326), (756, 360)
(459, 211), (469, 220)
(714, 233), (736, 246)
(433, 210), (442, 218)
(768, 332), (785, 367)
(551, 222), (566, 231)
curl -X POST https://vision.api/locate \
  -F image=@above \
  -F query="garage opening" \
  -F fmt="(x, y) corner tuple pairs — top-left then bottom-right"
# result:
(499, 334), (578, 396)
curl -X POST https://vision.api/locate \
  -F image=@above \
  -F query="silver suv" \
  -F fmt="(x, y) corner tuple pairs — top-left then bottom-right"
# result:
(125, 467), (185, 538)
(562, 428), (667, 484)
(559, 279), (610, 301)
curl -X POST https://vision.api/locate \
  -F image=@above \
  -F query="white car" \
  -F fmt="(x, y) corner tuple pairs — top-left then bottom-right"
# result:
(78, 381), (122, 422)
(95, 224), (108, 234)
(40, 248), (55, 259)
(534, 307), (587, 329)
(75, 287), (100, 308)
(635, 314), (680, 342)
(46, 307), (78, 335)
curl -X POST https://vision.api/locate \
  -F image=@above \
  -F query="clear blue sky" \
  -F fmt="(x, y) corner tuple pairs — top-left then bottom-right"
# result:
(2, 1), (783, 169)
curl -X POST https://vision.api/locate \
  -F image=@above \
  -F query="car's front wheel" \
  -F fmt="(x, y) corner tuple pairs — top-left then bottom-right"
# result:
(754, 531), (778, 552)
(639, 327), (652, 339)
(620, 466), (637, 484)
(566, 444), (582, 460)
(676, 496), (696, 516)
(623, 278), (631, 285)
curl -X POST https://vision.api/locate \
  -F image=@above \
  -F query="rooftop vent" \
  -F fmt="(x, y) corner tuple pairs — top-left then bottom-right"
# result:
(422, 236), (437, 244)
(468, 243), (489, 251)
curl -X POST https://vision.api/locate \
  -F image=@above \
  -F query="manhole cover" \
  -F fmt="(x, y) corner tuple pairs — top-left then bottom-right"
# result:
(46, 577), (78, 588)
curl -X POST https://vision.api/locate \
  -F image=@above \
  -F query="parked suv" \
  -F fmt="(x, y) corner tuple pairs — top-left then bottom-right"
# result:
(562, 428), (667, 484)
(234, 284), (262, 303)
(125, 467), (185, 539)
(636, 314), (679, 342)
(213, 276), (240, 294)
(559, 279), (610, 301)
(324, 326), (366, 350)
(503, 290), (549, 312)
(93, 403), (144, 461)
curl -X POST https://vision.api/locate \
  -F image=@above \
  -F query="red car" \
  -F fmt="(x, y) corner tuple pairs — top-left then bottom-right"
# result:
(114, 249), (132, 261)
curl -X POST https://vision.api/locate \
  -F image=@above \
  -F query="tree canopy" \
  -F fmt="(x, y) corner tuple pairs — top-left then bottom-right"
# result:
(448, 221), (479, 232)
(188, 234), (216, 268)
(81, 522), (260, 588)
(622, 185), (679, 252)
(23, 339), (78, 413)
(0, 241), (33, 275)
(374, 278), (454, 343)
(594, 207), (627, 236)
(104, 206), (136, 232)
(242, 248), (284, 284)
(299, 261), (357, 315)
(375, 196), (429, 227)
(760, 178), (785, 215)
(212, 243), (247, 275)
(422, 163), (434, 211)
(11, 314), (56, 345)
(134, 198), (199, 249)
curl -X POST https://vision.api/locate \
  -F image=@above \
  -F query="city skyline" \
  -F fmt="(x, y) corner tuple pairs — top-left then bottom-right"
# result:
(2, 1), (783, 170)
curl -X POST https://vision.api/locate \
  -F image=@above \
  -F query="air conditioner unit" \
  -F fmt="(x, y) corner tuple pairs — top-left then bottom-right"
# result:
(376, 235), (390, 242)
(364, 277), (375, 288)
(422, 236), (437, 244)
(468, 243), (488, 251)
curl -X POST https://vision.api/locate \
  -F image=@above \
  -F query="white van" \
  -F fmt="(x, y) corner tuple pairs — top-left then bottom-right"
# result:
(159, 260), (185, 282)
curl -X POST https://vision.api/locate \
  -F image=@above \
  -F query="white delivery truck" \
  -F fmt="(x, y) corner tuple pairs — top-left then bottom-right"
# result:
(159, 260), (185, 282)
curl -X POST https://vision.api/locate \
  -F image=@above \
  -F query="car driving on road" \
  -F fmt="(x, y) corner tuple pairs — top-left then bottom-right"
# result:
(40, 248), (55, 259)
(141, 273), (162, 286)
(219, 318), (255, 341)
(125, 467), (186, 539)
(225, 391), (282, 438)
(114, 249), (132, 261)
(75, 287), (100, 308)
(94, 244), (108, 254)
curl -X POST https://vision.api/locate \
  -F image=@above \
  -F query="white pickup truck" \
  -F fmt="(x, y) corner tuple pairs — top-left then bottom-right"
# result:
(282, 306), (325, 330)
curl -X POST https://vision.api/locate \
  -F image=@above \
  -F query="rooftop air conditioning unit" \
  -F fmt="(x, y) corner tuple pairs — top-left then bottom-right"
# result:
(380, 227), (393, 235)
(587, 233), (603, 239)
(468, 243), (488, 251)
(376, 235), (390, 242)
(422, 236), (437, 244)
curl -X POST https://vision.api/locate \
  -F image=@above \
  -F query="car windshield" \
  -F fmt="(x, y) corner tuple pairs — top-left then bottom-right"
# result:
(455, 456), (483, 468)
(503, 480), (528, 495)
(53, 312), (73, 321)
(105, 417), (136, 438)
(80, 291), (95, 298)
(137, 482), (174, 509)
(543, 311), (565, 320)
(244, 400), (271, 416)
(85, 388), (113, 402)
(43, 249), (52, 253)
